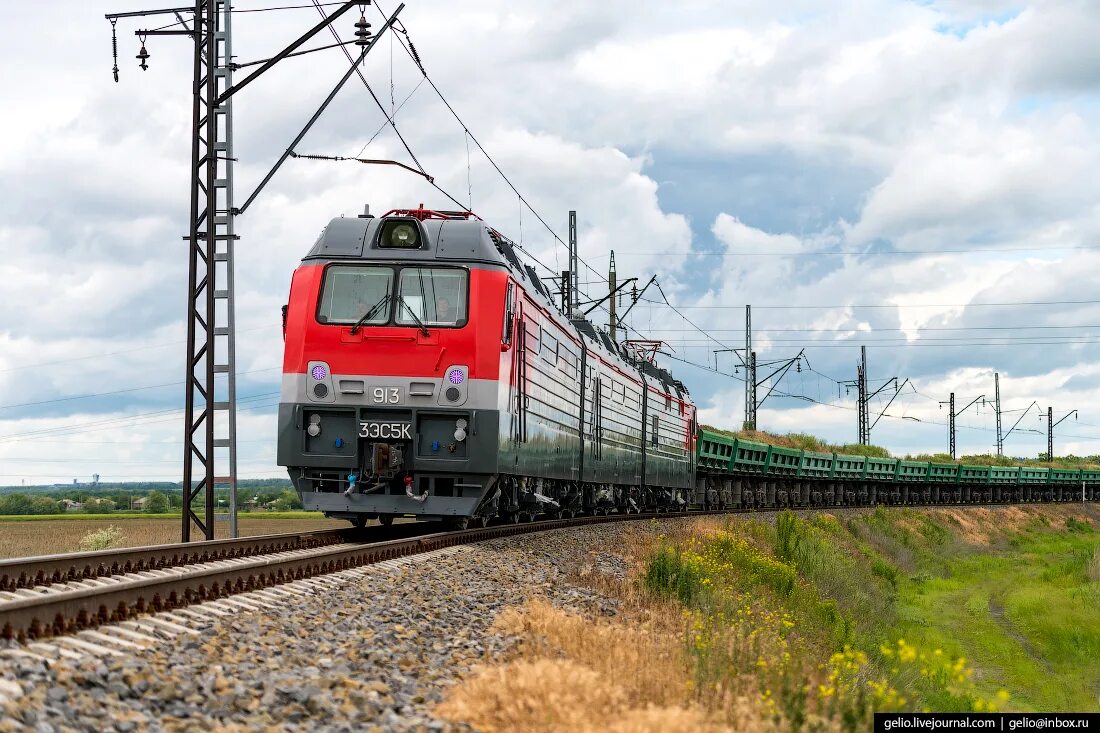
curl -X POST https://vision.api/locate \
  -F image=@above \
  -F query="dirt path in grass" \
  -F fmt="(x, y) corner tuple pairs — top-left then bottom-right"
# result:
(987, 594), (1054, 675)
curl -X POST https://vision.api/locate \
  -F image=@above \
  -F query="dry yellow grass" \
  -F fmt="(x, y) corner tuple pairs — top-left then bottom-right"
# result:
(0, 515), (347, 559)
(438, 658), (719, 733)
(494, 598), (688, 709)
(924, 505), (1099, 546)
(437, 599), (732, 733)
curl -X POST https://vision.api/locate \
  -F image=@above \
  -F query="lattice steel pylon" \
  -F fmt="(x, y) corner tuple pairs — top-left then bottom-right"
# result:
(745, 351), (757, 431)
(182, 0), (238, 542)
(108, 0), (387, 541)
(856, 349), (868, 445)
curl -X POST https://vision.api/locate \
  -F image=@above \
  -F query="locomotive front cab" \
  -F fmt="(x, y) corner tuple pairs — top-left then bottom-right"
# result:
(278, 209), (510, 526)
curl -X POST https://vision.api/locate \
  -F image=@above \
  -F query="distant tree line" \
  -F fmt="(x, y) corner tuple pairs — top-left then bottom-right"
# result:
(0, 491), (172, 515)
(0, 485), (303, 515)
(0, 494), (66, 515)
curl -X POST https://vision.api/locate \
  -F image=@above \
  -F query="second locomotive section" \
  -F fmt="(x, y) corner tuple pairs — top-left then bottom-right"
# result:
(277, 209), (697, 525)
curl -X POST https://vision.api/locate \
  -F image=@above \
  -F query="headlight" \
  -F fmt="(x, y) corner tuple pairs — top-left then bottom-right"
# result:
(307, 414), (322, 437)
(391, 223), (417, 246)
(454, 428), (467, 442)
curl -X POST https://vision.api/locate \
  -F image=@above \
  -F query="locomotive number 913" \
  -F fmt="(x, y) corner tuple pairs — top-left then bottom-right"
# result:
(277, 207), (698, 528)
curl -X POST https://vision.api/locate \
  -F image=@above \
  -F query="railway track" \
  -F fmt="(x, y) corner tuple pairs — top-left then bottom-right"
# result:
(0, 528), (350, 593)
(0, 512), (657, 643)
(0, 521), (454, 594)
(0, 499), (1085, 644)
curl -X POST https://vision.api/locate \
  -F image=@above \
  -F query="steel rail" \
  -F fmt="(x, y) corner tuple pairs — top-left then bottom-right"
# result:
(0, 529), (345, 592)
(0, 513), (648, 642)
(0, 523), (429, 592)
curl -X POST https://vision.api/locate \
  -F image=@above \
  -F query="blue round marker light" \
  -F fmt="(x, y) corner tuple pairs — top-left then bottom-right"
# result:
(431, 440), (440, 452)
(335, 437), (344, 449)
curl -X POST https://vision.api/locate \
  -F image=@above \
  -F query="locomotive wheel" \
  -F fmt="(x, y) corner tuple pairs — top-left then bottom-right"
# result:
(377, 515), (394, 527)
(471, 516), (488, 528)
(351, 516), (367, 530)
(448, 518), (470, 531)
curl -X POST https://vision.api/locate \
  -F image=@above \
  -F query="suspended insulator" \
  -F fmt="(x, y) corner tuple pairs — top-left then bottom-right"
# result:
(407, 39), (425, 74)
(136, 41), (150, 71)
(111, 20), (120, 82)
(354, 13), (372, 46)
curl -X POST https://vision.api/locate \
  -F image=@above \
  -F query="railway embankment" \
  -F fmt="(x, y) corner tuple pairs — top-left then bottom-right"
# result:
(438, 504), (1100, 732)
(2, 506), (1097, 731)
(0, 523), (634, 732)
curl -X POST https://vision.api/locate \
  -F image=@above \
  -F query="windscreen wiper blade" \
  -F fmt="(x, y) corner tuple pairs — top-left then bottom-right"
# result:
(397, 295), (430, 336)
(349, 290), (390, 334)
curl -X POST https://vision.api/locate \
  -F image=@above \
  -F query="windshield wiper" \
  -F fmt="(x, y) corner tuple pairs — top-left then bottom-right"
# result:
(349, 290), (390, 334)
(397, 295), (430, 336)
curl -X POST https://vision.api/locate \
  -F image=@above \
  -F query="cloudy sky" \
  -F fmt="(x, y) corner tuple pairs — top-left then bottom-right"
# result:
(2, 0), (1099, 484)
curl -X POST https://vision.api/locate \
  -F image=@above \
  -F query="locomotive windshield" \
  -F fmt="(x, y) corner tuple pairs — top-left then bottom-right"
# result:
(317, 265), (393, 325)
(396, 267), (468, 327)
(316, 264), (468, 327)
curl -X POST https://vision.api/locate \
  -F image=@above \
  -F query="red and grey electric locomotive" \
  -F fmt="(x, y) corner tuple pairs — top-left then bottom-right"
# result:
(278, 207), (697, 527)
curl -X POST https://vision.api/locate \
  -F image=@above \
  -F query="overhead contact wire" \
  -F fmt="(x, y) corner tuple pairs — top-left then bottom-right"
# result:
(372, 1), (608, 284)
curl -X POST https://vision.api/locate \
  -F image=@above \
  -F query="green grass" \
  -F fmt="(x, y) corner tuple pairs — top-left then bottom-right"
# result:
(0, 510), (326, 522)
(890, 529), (1100, 711)
(852, 510), (1100, 712)
(236, 511), (326, 520)
(644, 506), (1100, 720)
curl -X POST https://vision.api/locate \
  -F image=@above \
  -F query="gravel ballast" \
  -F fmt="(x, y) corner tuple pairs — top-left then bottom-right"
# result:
(0, 519), (672, 733)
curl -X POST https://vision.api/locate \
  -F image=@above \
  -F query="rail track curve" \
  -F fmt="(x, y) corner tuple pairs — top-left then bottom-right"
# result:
(0, 512), (658, 642)
(1, 498), (1083, 644)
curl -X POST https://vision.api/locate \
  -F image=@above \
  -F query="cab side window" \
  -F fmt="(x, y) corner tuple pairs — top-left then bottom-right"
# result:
(502, 282), (515, 346)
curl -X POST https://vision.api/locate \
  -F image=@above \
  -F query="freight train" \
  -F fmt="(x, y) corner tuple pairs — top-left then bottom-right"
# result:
(277, 208), (1097, 527)
(696, 434), (1098, 507)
